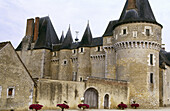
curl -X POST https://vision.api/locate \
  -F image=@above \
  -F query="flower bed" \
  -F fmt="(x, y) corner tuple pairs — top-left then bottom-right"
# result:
(118, 103), (127, 110)
(78, 104), (89, 110)
(131, 103), (139, 109)
(29, 104), (43, 111)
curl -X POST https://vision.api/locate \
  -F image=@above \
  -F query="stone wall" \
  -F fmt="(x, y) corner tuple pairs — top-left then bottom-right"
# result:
(17, 49), (51, 79)
(0, 43), (35, 111)
(37, 78), (128, 109)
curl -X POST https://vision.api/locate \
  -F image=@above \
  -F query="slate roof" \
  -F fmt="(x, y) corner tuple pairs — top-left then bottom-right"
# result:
(118, 0), (162, 27)
(160, 50), (170, 69)
(60, 31), (65, 43)
(34, 16), (59, 50)
(79, 23), (93, 47)
(103, 20), (118, 37)
(103, 0), (162, 37)
(60, 27), (73, 49)
(16, 16), (59, 51)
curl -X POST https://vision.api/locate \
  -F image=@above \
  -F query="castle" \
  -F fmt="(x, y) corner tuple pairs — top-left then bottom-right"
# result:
(1, 0), (170, 110)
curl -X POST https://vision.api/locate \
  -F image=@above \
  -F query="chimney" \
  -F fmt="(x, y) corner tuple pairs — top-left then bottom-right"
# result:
(33, 17), (40, 42)
(25, 18), (34, 36)
(127, 0), (136, 10)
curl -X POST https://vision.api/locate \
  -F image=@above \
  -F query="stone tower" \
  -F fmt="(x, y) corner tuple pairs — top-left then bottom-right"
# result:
(112, 0), (162, 108)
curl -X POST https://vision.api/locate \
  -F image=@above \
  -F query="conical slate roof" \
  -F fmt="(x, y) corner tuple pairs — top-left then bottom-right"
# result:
(60, 31), (65, 43)
(61, 27), (73, 49)
(118, 0), (162, 26)
(34, 16), (59, 50)
(103, 0), (162, 37)
(79, 22), (93, 47)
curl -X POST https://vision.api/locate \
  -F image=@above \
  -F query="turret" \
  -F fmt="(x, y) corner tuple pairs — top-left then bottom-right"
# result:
(112, 0), (162, 108)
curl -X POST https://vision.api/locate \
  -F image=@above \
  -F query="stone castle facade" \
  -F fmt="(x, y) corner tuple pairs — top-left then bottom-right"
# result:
(1, 0), (170, 110)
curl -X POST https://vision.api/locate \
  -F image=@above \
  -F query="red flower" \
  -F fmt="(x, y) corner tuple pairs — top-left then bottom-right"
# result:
(118, 104), (127, 109)
(78, 104), (89, 109)
(131, 103), (139, 108)
(57, 104), (69, 109)
(29, 104), (43, 110)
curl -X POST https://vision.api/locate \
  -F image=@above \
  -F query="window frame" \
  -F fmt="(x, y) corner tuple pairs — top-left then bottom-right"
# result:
(7, 87), (15, 98)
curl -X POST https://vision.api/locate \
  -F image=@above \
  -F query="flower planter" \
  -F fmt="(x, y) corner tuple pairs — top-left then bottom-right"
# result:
(57, 104), (69, 111)
(29, 104), (43, 111)
(78, 104), (89, 110)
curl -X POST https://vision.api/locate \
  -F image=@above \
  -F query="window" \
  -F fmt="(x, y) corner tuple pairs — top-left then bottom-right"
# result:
(121, 27), (128, 36)
(133, 31), (137, 37)
(97, 46), (101, 52)
(72, 49), (76, 54)
(150, 54), (153, 65)
(123, 29), (127, 35)
(52, 52), (56, 57)
(0, 86), (2, 98)
(80, 77), (83, 82)
(73, 72), (77, 81)
(80, 48), (84, 53)
(63, 60), (67, 65)
(146, 29), (150, 36)
(7, 87), (15, 98)
(150, 73), (153, 83)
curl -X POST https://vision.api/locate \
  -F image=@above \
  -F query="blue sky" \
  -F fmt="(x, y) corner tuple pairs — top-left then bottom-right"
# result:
(0, 0), (170, 51)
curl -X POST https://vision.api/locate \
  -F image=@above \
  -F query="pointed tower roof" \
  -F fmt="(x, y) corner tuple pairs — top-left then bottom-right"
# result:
(118, 0), (162, 27)
(60, 31), (65, 43)
(79, 22), (93, 47)
(34, 16), (60, 50)
(61, 26), (73, 49)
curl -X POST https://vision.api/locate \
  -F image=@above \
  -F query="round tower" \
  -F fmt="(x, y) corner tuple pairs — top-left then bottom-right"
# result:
(113, 0), (162, 108)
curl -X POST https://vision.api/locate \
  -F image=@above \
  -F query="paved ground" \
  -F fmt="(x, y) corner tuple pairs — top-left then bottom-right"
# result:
(43, 107), (170, 111)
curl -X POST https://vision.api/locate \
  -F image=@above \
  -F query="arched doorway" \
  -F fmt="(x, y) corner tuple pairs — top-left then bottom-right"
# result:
(104, 94), (109, 109)
(84, 88), (98, 108)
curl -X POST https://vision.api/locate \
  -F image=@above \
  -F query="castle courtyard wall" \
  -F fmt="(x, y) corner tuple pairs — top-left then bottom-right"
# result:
(37, 78), (128, 110)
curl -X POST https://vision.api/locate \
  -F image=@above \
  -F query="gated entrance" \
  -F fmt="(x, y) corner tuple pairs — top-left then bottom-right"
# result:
(84, 88), (98, 108)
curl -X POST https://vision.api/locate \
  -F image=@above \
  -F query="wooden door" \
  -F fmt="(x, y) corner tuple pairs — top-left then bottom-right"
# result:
(84, 88), (98, 108)
(104, 94), (109, 109)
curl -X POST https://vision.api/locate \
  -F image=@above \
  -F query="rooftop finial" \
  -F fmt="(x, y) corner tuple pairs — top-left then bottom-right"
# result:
(75, 31), (79, 42)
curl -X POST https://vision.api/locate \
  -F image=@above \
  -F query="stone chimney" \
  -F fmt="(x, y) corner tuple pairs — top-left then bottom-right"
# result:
(127, 0), (136, 10)
(25, 18), (34, 36)
(33, 17), (40, 42)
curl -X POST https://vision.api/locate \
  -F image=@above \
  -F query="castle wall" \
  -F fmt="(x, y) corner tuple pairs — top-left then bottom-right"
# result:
(103, 36), (117, 79)
(17, 49), (51, 79)
(0, 43), (34, 111)
(51, 51), (59, 80)
(77, 47), (91, 81)
(90, 47), (105, 78)
(161, 65), (170, 106)
(58, 49), (73, 81)
(37, 78), (128, 109)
